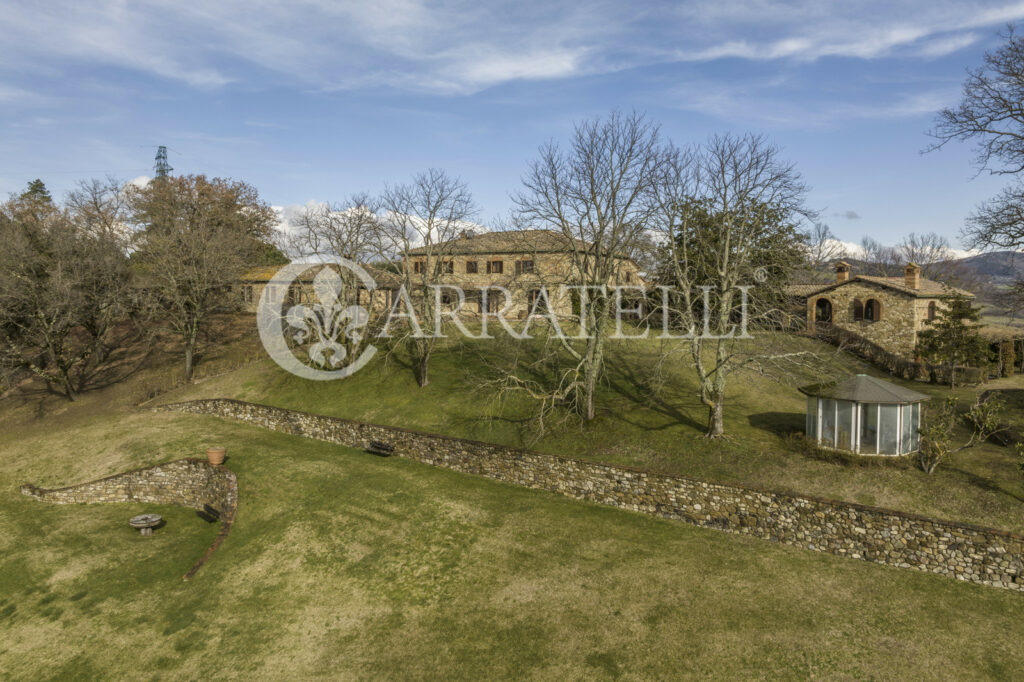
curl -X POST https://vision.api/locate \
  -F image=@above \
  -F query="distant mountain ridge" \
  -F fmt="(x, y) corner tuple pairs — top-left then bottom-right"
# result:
(816, 251), (1024, 289)
(953, 251), (1024, 285)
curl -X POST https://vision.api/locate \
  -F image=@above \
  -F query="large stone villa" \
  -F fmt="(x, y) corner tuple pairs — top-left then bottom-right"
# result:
(404, 229), (643, 318)
(239, 229), (644, 319)
(788, 261), (974, 358)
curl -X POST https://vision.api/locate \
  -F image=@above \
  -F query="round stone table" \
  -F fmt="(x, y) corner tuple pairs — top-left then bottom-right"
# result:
(129, 513), (162, 536)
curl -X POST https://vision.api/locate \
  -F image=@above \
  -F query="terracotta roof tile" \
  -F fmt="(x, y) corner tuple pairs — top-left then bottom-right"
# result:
(785, 283), (832, 297)
(853, 275), (974, 298)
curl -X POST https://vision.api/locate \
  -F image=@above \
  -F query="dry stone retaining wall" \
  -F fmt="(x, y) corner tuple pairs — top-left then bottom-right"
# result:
(158, 399), (1024, 591)
(21, 458), (237, 580)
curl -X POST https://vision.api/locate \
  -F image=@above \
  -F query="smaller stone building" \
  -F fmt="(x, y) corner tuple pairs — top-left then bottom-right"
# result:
(236, 264), (401, 314)
(790, 262), (974, 358)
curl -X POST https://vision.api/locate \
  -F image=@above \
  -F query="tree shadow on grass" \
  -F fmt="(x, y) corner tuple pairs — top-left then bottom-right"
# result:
(946, 466), (1024, 505)
(604, 362), (705, 432)
(747, 411), (804, 436)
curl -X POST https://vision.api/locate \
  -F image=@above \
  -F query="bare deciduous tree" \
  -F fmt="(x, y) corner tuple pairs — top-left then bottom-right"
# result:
(859, 236), (900, 276)
(655, 134), (815, 437)
(511, 110), (663, 420)
(287, 194), (382, 263)
(919, 394), (1005, 474)
(928, 26), (1024, 307)
(802, 222), (847, 282)
(376, 169), (478, 387)
(66, 177), (132, 240)
(0, 181), (139, 399)
(928, 26), (1024, 174)
(129, 175), (279, 381)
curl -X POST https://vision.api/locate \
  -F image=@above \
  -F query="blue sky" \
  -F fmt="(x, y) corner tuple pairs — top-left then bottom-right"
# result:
(2, 1), (1023, 250)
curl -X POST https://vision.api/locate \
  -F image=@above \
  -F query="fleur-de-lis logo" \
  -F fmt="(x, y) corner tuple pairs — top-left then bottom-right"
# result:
(257, 261), (378, 380)
(284, 268), (369, 368)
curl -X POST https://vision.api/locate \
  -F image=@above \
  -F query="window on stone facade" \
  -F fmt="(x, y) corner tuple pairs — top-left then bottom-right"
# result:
(484, 289), (505, 312)
(814, 298), (832, 323)
(865, 298), (881, 322)
(466, 261), (478, 274)
(487, 260), (504, 274)
(853, 298), (864, 321)
(520, 260), (534, 274)
(243, 285), (254, 304)
(528, 288), (547, 313)
(515, 259), (535, 275)
(927, 301), (937, 321)
(413, 260), (424, 274)
(441, 260), (454, 274)
(625, 271), (632, 283)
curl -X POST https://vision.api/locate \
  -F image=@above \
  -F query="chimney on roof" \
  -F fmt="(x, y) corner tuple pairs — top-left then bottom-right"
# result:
(904, 262), (921, 290)
(835, 261), (851, 283)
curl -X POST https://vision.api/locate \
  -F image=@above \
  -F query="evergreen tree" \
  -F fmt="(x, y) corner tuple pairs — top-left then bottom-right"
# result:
(21, 179), (52, 204)
(916, 294), (989, 388)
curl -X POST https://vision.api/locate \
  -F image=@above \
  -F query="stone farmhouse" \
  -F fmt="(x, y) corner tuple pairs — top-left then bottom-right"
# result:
(403, 229), (644, 319)
(236, 229), (643, 321)
(789, 262), (974, 358)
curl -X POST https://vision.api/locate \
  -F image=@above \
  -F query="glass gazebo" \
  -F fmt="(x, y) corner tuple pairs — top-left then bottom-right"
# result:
(800, 374), (930, 456)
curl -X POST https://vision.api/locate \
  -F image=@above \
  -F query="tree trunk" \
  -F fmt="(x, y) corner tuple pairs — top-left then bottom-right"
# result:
(583, 366), (596, 421)
(61, 374), (77, 402)
(581, 305), (605, 421)
(705, 399), (724, 438)
(184, 320), (199, 383)
(416, 348), (430, 387)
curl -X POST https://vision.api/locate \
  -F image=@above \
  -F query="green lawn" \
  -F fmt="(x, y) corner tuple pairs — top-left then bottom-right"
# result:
(4, 318), (1024, 678)
(167, 325), (1024, 534)
(3, 406), (1024, 679)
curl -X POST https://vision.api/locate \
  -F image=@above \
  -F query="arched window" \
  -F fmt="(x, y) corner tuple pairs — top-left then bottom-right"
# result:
(852, 298), (864, 322)
(927, 301), (937, 321)
(815, 298), (833, 323)
(864, 299), (881, 322)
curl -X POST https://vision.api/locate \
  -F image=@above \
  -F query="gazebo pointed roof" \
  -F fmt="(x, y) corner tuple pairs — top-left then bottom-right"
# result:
(799, 374), (931, 403)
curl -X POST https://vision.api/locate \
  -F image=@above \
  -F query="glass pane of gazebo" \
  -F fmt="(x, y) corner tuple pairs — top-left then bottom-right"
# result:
(836, 401), (854, 451)
(900, 403), (915, 455)
(821, 399), (836, 447)
(879, 404), (900, 455)
(806, 397), (817, 439)
(859, 404), (877, 454)
(910, 403), (920, 451)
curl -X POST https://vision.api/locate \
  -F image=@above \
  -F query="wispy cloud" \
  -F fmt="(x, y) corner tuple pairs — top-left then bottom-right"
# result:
(3, 0), (1023, 96)
(671, 78), (958, 127)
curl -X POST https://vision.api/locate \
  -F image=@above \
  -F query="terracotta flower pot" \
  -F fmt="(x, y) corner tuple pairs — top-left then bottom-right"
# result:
(206, 447), (226, 466)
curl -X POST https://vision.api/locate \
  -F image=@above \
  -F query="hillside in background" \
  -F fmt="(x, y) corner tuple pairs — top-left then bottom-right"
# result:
(801, 251), (1023, 305)
(954, 251), (1024, 286)
(816, 251), (1022, 285)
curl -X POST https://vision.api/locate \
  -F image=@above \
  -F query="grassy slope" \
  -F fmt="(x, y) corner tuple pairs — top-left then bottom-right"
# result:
(169, 325), (1024, 534)
(3, 407), (1024, 679)
(3, 318), (1024, 678)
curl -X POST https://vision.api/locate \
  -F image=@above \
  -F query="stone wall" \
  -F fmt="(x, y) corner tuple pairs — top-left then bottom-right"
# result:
(21, 458), (238, 580)
(810, 281), (921, 356)
(158, 399), (1024, 591)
